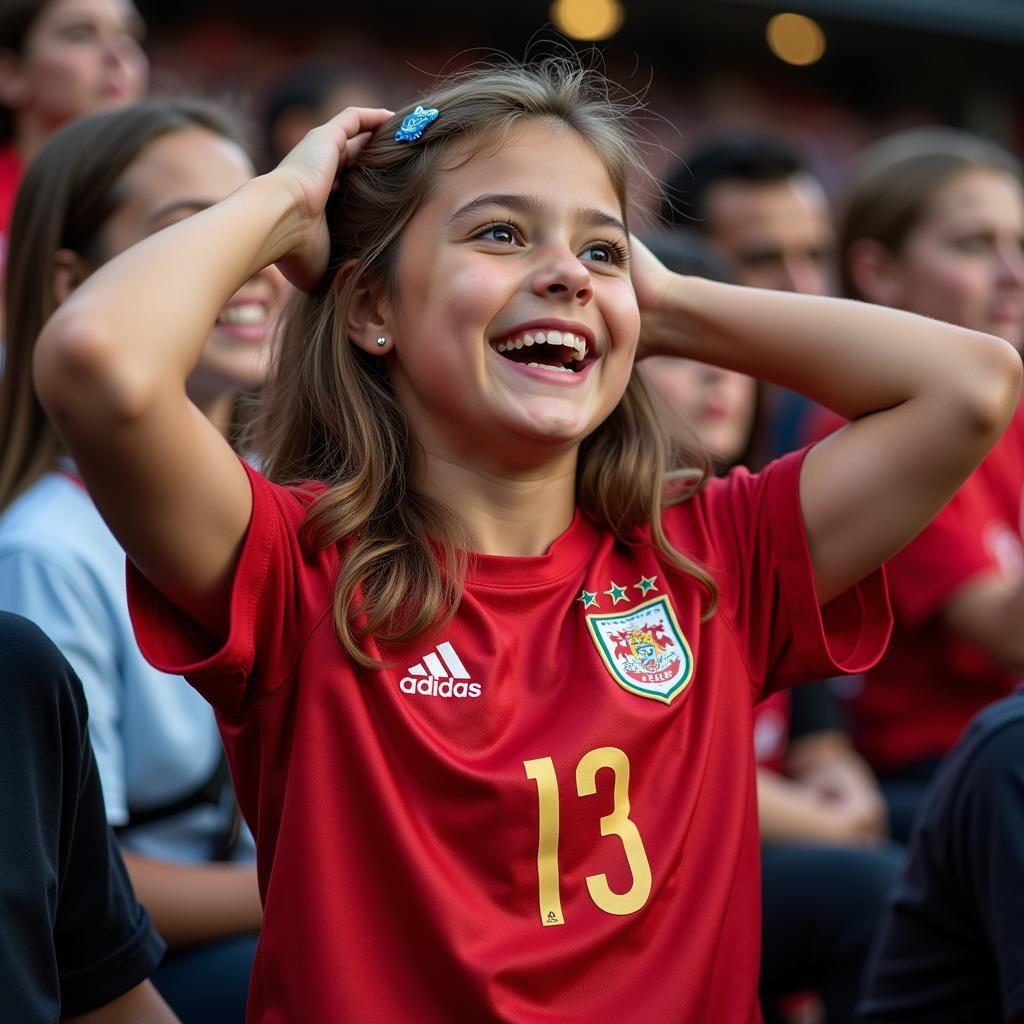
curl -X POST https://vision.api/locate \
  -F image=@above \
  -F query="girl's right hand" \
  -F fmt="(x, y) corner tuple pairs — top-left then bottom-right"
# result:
(268, 106), (393, 292)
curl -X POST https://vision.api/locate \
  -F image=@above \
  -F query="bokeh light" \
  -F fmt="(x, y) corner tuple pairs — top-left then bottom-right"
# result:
(766, 12), (827, 66)
(550, 0), (625, 42)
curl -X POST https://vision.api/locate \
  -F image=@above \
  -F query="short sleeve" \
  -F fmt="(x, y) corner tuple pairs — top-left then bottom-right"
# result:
(0, 613), (165, 1020)
(676, 448), (892, 696)
(127, 462), (330, 717)
(57, 746), (167, 1016)
(884, 490), (997, 627)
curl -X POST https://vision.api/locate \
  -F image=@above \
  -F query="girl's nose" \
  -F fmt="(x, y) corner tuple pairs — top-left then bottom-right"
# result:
(531, 248), (593, 303)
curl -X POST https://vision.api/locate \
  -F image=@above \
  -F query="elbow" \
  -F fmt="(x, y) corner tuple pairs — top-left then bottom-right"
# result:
(960, 332), (1022, 439)
(33, 312), (153, 429)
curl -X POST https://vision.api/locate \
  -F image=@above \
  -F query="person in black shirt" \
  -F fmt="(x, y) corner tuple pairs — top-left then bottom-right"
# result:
(858, 687), (1024, 1022)
(0, 611), (175, 1023)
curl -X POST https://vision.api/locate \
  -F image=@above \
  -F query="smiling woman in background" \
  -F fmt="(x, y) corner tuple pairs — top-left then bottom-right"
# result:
(0, 0), (147, 276)
(809, 127), (1024, 840)
(0, 98), (286, 1024)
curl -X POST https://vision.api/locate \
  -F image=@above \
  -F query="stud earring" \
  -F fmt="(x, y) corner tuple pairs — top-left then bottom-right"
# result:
(376, 337), (387, 347)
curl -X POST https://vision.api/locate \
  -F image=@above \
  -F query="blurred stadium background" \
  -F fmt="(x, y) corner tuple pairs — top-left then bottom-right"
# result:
(135, 0), (1024, 201)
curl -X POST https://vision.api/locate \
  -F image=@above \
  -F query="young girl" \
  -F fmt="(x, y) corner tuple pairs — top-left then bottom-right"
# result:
(810, 128), (1024, 839)
(33, 61), (1020, 1022)
(0, 99), (282, 1023)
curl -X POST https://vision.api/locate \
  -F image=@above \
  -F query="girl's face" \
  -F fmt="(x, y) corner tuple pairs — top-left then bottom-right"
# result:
(14, 0), (147, 129)
(383, 120), (640, 471)
(890, 168), (1024, 348)
(95, 127), (285, 403)
(638, 357), (756, 466)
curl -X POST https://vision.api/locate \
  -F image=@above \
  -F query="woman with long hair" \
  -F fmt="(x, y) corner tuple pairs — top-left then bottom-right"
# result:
(0, 0), (146, 272)
(822, 128), (1024, 840)
(0, 98), (285, 1024)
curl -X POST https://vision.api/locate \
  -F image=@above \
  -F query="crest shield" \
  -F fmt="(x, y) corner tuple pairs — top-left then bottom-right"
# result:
(586, 595), (694, 704)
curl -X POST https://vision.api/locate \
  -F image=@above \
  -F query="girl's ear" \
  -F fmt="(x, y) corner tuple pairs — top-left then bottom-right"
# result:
(338, 259), (393, 355)
(52, 249), (91, 305)
(846, 238), (906, 308)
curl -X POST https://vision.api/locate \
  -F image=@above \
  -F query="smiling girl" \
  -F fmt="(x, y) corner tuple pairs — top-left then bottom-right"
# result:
(32, 62), (1021, 1022)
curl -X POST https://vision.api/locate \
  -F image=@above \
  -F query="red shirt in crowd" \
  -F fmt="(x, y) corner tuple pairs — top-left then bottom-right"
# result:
(128, 449), (889, 1023)
(0, 144), (24, 279)
(808, 405), (1024, 773)
(753, 690), (792, 774)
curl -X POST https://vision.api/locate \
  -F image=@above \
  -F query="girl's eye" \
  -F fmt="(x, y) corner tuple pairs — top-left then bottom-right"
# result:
(951, 235), (994, 254)
(581, 240), (630, 265)
(478, 222), (521, 246)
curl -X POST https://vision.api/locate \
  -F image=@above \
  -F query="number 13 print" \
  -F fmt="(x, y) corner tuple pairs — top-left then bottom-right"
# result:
(523, 746), (652, 927)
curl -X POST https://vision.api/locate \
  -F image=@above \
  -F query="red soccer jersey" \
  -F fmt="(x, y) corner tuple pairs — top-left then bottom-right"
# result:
(851, 404), (1024, 772)
(128, 449), (889, 1023)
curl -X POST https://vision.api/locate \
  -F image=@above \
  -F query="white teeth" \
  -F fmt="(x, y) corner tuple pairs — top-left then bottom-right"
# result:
(526, 362), (573, 373)
(497, 331), (588, 358)
(218, 303), (266, 326)
(494, 330), (590, 370)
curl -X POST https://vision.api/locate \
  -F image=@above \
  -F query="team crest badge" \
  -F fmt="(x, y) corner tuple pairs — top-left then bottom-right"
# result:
(586, 595), (694, 704)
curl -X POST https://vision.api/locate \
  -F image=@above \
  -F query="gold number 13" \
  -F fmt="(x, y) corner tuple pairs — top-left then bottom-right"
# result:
(523, 746), (652, 927)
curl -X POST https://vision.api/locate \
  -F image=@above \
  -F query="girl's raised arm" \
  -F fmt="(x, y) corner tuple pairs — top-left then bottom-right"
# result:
(633, 240), (1023, 606)
(33, 107), (393, 636)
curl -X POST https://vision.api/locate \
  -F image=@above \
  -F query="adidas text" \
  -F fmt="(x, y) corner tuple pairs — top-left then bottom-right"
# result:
(400, 674), (482, 698)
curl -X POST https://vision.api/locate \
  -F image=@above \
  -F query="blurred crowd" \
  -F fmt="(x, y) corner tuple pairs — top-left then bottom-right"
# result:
(1, 2), (1023, 1023)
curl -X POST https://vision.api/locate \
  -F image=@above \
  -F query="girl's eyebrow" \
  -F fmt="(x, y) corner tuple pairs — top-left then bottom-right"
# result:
(145, 199), (213, 225)
(448, 193), (627, 235)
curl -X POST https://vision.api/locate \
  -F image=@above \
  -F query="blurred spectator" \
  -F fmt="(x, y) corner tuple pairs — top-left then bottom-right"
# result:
(638, 229), (901, 1024)
(261, 57), (384, 168)
(819, 128), (1024, 840)
(661, 135), (834, 296)
(661, 134), (834, 460)
(0, 611), (176, 1024)
(636, 229), (761, 468)
(857, 686), (1024, 1023)
(0, 98), (286, 1024)
(0, 0), (147, 272)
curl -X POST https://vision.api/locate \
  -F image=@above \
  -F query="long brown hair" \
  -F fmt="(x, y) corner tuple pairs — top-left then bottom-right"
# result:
(838, 127), (1022, 300)
(256, 58), (715, 669)
(0, 98), (249, 511)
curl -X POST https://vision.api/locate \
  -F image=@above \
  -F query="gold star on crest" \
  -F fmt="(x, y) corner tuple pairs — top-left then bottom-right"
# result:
(634, 575), (659, 597)
(577, 590), (599, 609)
(604, 581), (628, 605)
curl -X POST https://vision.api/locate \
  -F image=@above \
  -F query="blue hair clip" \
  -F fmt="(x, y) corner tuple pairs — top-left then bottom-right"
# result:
(395, 105), (439, 143)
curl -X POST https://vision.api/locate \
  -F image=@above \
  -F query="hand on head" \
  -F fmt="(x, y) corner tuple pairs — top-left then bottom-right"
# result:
(628, 234), (675, 361)
(270, 105), (393, 293)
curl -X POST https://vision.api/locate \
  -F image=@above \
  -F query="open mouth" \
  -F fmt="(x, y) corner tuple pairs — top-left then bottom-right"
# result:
(492, 329), (593, 374)
(216, 302), (269, 328)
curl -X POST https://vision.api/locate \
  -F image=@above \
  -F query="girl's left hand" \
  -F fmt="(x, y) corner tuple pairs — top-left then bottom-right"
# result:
(630, 235), (675, 360)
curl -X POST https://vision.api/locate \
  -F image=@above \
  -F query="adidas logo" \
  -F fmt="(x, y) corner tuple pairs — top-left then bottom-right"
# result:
(400, 641), (481, 698)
